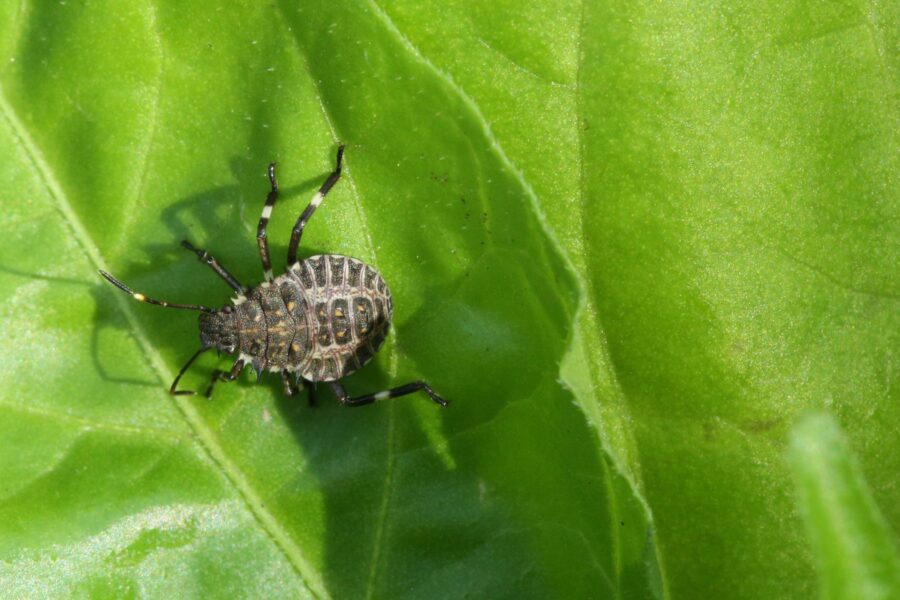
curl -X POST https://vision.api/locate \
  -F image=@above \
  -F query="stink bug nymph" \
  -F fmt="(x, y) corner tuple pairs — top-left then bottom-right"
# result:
(100, 146), (448, 408)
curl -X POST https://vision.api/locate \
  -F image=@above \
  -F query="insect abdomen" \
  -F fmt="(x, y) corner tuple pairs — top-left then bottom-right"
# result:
(235, 278), (313, 374)
(290, 254), (392, 381)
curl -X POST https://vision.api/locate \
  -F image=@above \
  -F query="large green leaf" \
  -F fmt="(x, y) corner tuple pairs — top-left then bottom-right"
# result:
(0, 1), (649, 598)
(0, 0), (896, 598)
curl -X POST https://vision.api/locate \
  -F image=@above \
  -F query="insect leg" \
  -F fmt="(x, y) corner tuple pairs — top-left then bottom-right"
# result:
(281, 370), (296, 396)
(169, 347), (212, 395)
(99, 270), (213, 312)
(204, 359), (246, 398)
(181, 240), (246, 294)
(256, 162), (279, 281)
(283, 374), (317, 406)
(329, 379), (448, 408)
(287, 145), (344, 265)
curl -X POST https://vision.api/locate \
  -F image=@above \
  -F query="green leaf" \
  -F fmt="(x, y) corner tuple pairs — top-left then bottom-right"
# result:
(0, 0), (896, 598)
(384, 0), (898, 597)
(0, 1), (651, 598)
(788, 412), (900, 600)
(575, 3), (898, 596)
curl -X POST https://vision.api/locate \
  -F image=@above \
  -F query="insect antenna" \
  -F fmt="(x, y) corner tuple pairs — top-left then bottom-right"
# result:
(99, 270), (214, 312)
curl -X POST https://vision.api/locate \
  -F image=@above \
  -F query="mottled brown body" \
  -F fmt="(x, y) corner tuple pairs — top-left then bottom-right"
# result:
(233, 254), (391, 381)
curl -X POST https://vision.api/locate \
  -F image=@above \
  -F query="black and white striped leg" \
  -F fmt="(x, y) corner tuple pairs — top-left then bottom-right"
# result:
(329, 379), (448, 408)
(99, 270), (213, 312)
(181, 240), (246, 294)
(256, 162), (279, 281)
(204, 359), (245, 398)
(287, 145), (344, 265)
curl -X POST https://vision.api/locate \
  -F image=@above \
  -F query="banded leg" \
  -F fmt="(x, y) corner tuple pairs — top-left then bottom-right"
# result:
(204, 359), (246, 398)
(256, 162), (279, 281)
(181, 240), (245, 294)
(287, 145), (344, 265)
(329, 379), (448, 408)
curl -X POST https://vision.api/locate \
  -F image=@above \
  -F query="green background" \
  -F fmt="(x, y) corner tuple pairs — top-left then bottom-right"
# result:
(0, 1), (896, 598)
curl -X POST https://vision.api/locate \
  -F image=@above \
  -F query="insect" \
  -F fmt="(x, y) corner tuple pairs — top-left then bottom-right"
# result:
(100, 145), (447, 408)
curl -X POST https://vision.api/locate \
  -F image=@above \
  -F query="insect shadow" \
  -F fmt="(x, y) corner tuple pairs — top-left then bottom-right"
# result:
(92, 156), (326, 394)
(0, 263), (157, 389)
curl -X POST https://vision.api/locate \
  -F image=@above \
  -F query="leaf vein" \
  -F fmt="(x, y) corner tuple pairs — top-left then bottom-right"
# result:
(0, 398), (184, 440)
